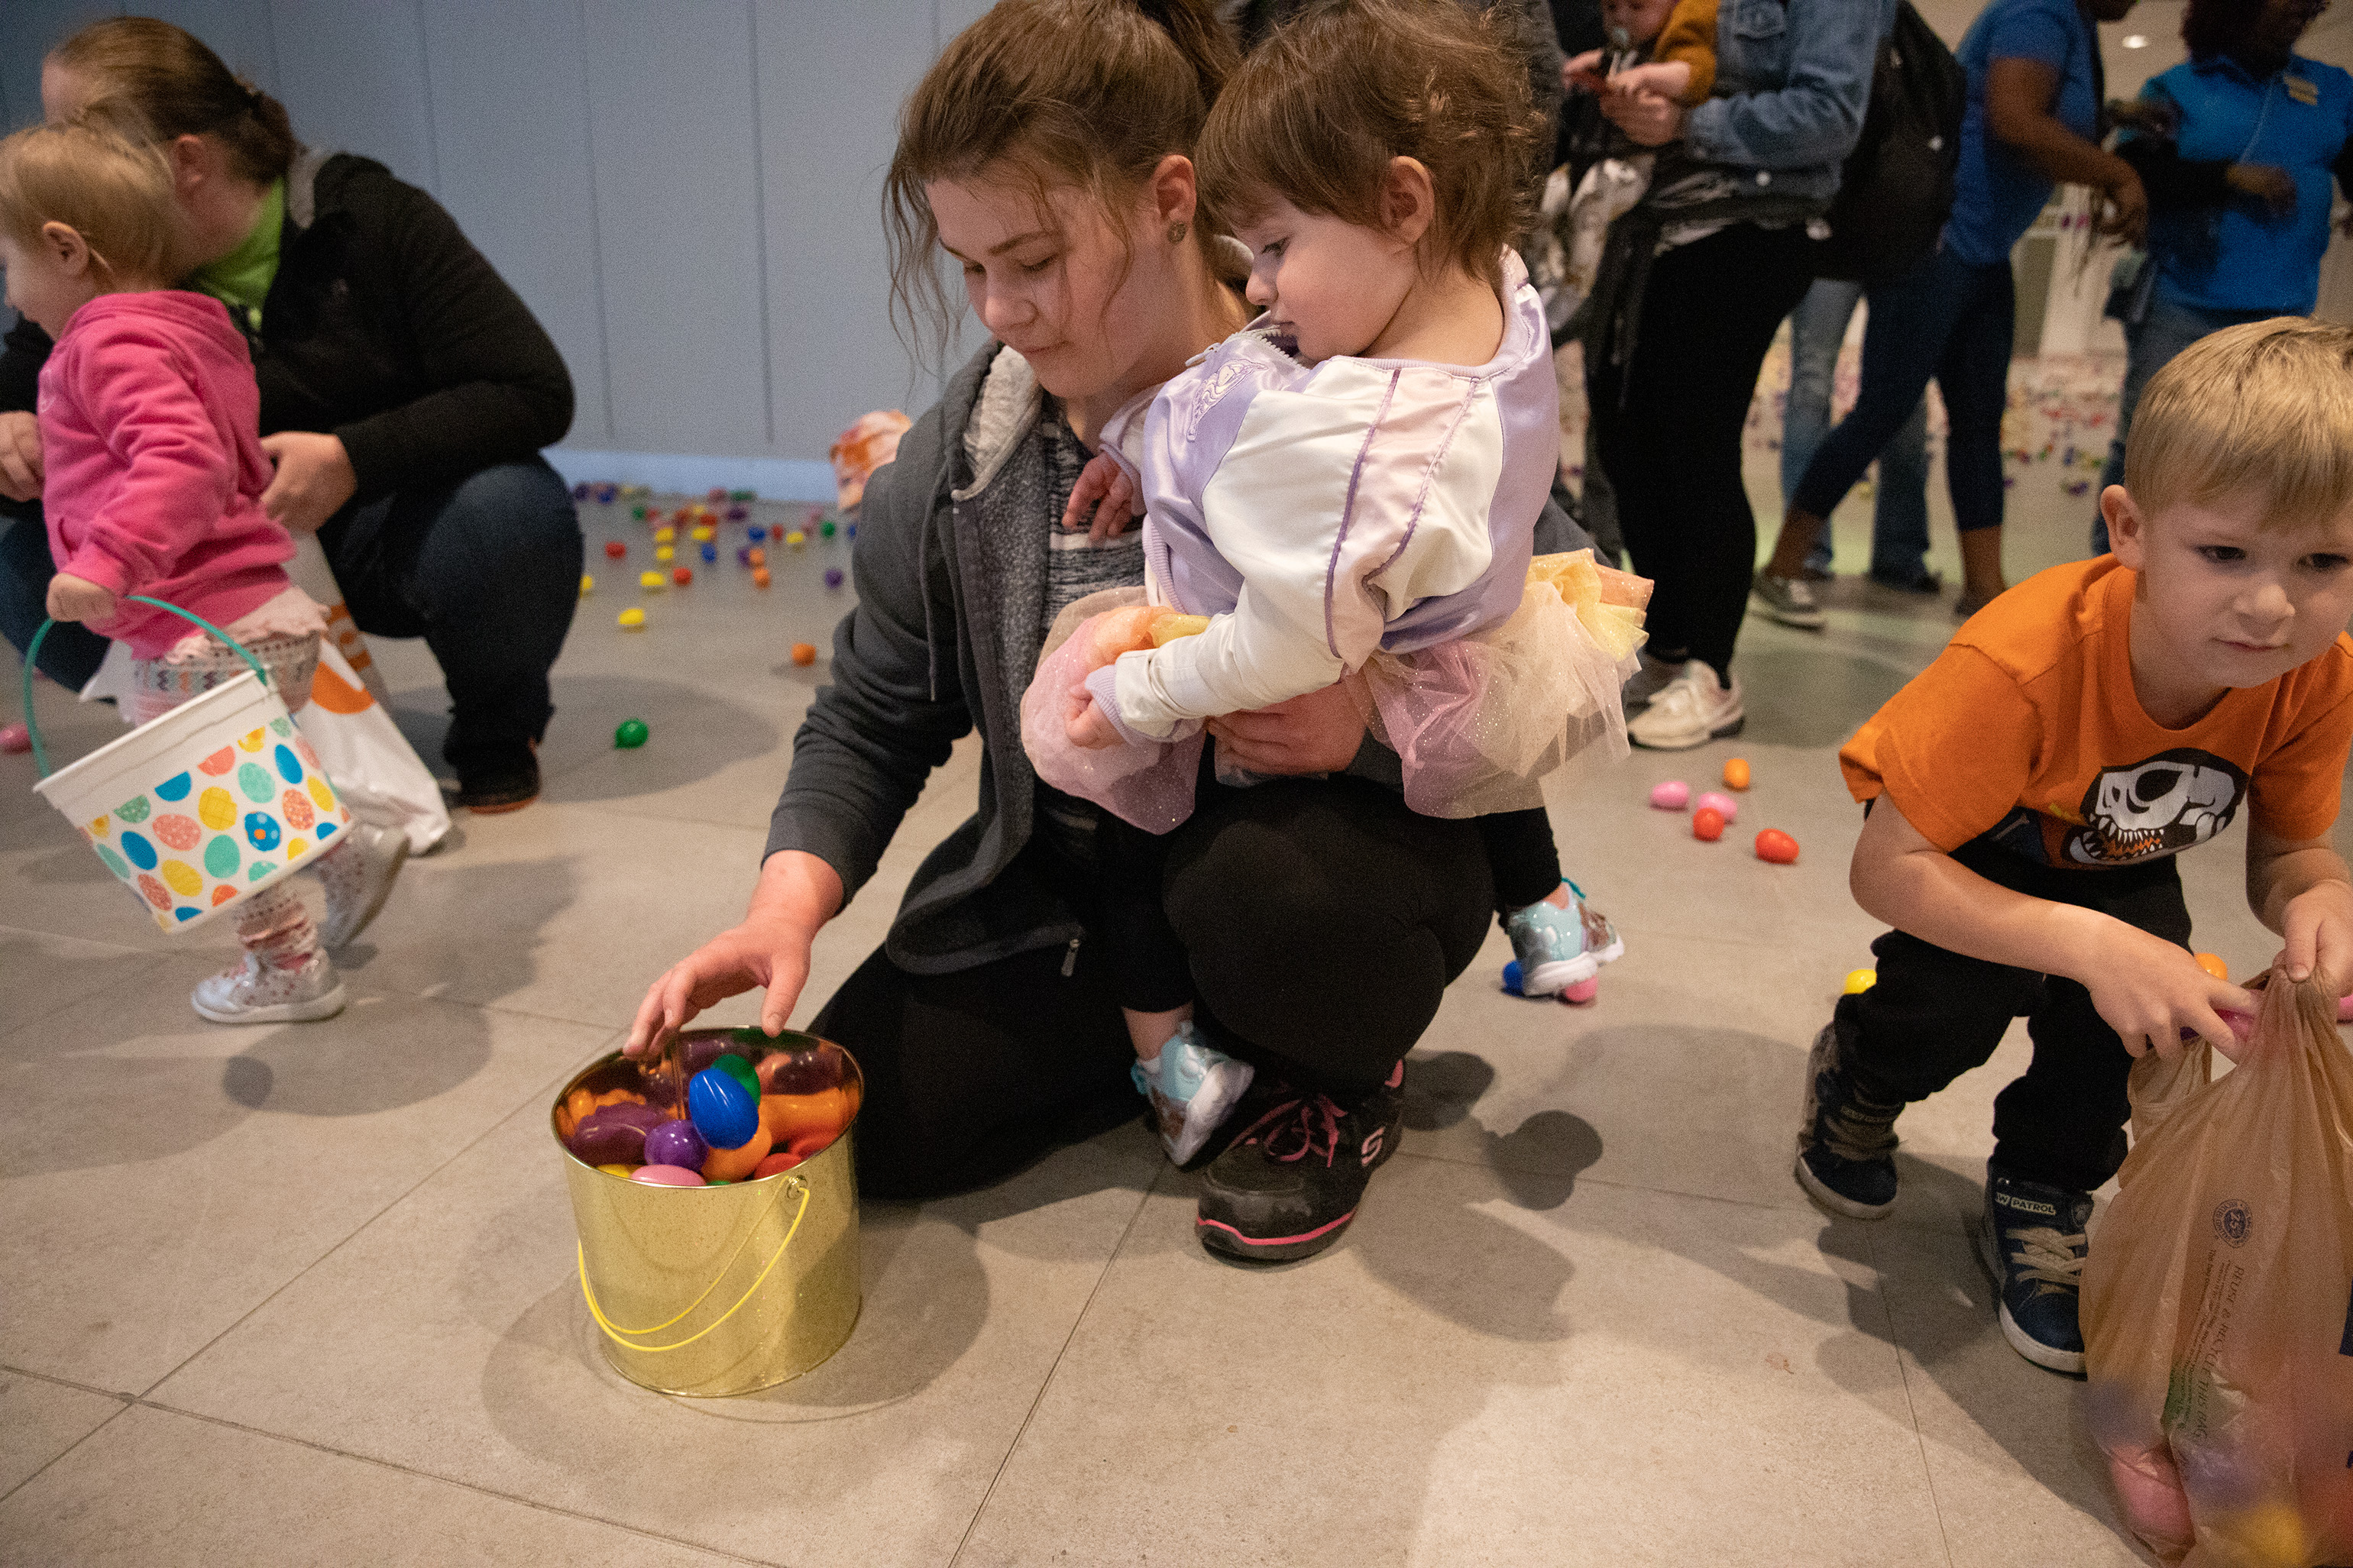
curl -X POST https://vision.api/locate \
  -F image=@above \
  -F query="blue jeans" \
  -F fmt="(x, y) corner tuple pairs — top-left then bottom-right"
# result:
(2, 459), (581, 774)
(1791, 245), (2014, 540)
(2088, 293), (2277, 555)
(1782, 278), (1932, 583)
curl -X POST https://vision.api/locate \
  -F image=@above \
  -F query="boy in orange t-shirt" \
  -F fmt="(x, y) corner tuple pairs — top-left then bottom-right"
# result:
(1801, 320), (2353, 1376)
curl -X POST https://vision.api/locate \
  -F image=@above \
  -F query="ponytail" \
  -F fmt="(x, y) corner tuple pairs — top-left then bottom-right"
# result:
(50, 18), (298, 185)
(885, 0), (1239, 367)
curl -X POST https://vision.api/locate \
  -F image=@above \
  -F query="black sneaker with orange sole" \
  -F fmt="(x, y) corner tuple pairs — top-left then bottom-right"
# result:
(1195, 1062), (1404, 1263)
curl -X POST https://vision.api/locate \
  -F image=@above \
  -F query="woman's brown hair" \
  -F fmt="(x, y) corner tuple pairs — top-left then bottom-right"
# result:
(48, 17), (297, 186)
(1197, 0), (1541, 294)
(884, 0), (1239, 365)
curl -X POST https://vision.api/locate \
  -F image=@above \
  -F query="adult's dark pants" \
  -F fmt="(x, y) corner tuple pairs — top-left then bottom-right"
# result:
(317, 457), (582, 774)
(1791, 244), (2015, 538)
(1587, 221), (1817, 681)
(2, 459), (581, 773)
(1832, 833), (2193, 1194)
(812, 772), (1495, 1200)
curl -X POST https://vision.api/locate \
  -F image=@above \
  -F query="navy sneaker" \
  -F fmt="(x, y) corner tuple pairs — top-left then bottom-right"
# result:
(1976, 1170), (2093, 1376)
(1792, 1023), (1901, 1220)
(1196, 1063), (1403, 1263)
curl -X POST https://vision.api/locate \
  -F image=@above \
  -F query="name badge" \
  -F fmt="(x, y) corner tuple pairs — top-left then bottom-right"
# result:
(2287, 74), (2319, 105)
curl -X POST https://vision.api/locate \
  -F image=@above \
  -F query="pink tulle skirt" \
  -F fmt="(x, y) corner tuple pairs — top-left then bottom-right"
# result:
(1021, 590), (1205, 833)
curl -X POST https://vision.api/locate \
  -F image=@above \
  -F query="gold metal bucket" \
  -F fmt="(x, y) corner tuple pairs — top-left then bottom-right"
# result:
(553, 1030), (863, 1397)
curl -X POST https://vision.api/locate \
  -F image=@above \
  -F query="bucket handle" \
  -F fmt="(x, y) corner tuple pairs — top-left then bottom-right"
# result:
(578, 1175), (812, 1353)
(21, 596), (273, 778)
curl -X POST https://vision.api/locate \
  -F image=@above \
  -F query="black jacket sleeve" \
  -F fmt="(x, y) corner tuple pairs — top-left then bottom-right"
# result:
(2117, 136), (2234, 212)
(0, 315), (50, 417)
(332, 178), (574, 502)
(766, 403), (975, 899)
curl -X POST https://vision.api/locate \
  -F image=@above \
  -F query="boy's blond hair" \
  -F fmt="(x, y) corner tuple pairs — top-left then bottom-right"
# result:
(2125, 317), (2353, 532)
(0, 115), (175, 287)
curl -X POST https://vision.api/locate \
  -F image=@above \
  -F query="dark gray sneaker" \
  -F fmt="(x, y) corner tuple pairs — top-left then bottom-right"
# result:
(1751, 572), (1828, 629)
(1793, 1023), (1901, 1219)
(1976, 1170), (2092, 1376)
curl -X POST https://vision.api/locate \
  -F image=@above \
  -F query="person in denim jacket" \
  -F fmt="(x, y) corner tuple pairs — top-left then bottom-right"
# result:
(1584, 0), (1884, 751)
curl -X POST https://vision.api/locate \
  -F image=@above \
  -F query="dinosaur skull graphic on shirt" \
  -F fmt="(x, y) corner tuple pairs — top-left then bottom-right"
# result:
(2067, 750), (2248, 865)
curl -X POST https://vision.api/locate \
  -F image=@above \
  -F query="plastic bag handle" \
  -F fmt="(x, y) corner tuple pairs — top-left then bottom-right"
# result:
(577, 1175), (811, 1353)
(21, 596), (273, 778)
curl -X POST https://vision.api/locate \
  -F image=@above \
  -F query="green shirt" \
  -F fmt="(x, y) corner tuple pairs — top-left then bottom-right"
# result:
(188, 178), (286, 335)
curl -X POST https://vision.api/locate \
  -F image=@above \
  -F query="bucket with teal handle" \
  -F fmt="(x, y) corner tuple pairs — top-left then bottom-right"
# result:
(24, 596), (350, 933)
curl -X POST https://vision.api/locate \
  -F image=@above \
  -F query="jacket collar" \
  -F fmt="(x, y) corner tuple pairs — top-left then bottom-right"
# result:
(284, 145), (336, 231)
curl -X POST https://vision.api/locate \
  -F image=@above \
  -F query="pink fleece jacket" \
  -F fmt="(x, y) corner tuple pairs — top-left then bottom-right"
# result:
(40, 290), (292, 658)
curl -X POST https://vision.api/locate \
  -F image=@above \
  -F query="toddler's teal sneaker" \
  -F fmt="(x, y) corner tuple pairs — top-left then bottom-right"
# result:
(1132, 1020), (1255, 1165)
(1501, 879), (1624, 997)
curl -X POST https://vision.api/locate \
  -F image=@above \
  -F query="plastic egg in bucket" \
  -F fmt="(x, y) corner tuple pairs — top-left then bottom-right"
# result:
(554, 1028), (863, 1396)
(23, 600), (350, 933)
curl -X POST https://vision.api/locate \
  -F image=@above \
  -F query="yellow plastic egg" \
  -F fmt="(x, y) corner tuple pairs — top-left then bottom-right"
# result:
(1843, 968), (1876, 994)
(639, 571), (665, 590)
(578, 574), (594, 596)
(617, 607), (646, 629)
(785, 530), (806, 548)
(652, 525), (675, 543)
(655, 545), (675, 562)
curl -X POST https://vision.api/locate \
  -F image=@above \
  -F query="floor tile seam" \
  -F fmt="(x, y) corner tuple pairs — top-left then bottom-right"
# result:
(943, 1162), (1164, 1568)
(1389, 1146), (1829, 1219)
(128, 1046), (616, 1405)
(335, 978), (643, 1036)
(1860, 1225), (1963, 1568)
(0, 1395), (132, 1507)
(0, 919), (149, 955)
(110, 1398), (778, 1565)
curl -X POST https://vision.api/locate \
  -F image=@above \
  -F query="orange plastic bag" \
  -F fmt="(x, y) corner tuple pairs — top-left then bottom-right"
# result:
(2081, 971), (2353, 1566)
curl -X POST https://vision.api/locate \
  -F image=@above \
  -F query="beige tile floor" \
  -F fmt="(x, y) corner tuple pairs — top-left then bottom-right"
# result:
(2, 403), (2338, 1566)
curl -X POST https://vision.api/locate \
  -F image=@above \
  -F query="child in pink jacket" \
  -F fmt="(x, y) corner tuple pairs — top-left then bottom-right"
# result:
(2, 118), (403, 1023)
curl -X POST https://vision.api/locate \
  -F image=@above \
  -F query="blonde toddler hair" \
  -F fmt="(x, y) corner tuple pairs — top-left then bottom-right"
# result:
(2126, 317), (2353, 532)
(0, 115), (175, 287)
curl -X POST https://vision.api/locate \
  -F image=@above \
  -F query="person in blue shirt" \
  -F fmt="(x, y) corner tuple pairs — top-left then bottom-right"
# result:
(2089, 0), (2350, 554)
(1759, 0), (2147, 626)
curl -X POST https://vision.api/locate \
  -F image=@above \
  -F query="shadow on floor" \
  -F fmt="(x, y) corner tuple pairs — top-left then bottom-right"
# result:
(1736, 645), (1913, 750)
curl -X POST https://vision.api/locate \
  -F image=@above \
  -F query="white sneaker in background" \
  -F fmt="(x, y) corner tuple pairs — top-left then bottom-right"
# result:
(1621, 651), (1687, 713)
(1628, 661), (1743, 751)
(316, 821), (409, 949)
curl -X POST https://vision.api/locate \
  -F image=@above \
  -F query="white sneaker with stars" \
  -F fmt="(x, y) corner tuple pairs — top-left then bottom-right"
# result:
(191, 952), (348, 1025)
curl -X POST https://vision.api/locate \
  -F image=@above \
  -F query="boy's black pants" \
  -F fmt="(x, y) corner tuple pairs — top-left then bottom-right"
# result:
(1834, 834), (2193, 1195)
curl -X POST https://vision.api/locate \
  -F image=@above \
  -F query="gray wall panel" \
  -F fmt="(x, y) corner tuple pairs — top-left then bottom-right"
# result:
(0, 1), (120, 134)
(419, 0), (610, 448)
(265, 0), (438, 190)
(758, 0), (942, 456)
(581, 0), (769, 454)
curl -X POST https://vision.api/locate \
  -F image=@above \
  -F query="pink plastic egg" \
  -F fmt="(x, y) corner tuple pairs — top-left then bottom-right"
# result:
(630, 1165), (706, 1187)
(1695, 790), (1738, 823)
(1648, 780), (1690, 810)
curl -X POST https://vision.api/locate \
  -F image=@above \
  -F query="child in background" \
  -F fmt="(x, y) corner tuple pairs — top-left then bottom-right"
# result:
(1798, 319), (2353, 1373)
(1552, 0), (1718, 319)
(1035, 0), (1643, 1162)
(0, 118), (406, 1023)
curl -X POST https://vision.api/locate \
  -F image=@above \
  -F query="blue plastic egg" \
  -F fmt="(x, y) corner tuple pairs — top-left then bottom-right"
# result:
(687, 1067), (761, 1149)
(1501, 959), (1524, 997)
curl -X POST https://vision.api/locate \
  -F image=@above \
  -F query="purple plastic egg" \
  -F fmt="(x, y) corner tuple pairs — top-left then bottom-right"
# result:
(1695, 790), (1739, 823)
(1648, 780), (1690, 811)
(824, 568), (844, 589)
(678, 1035), (729, 1077)
(642, 1118), (708, 1169)
(568, 1102), (667, 1165)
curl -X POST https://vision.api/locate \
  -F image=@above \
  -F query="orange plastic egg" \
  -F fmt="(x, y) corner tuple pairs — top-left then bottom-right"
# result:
(758, 1088), (851, 1150)
(1755, 829), (1800, 865)
(1692, 807), (1724, 842)
(1723, 757), (1751, 790)
(791, 642), (817, 665)
(701, 1123), (773, 1182)
(2193, 952), (2228, 981)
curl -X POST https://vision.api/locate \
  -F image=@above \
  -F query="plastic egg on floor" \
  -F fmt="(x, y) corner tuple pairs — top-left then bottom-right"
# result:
(1695, 790), (1738, 823)
(791, 642), (817, 665)
(1723, 757), (1751, 790)
(1693, 807), (1725, 842)
(1755, 829), (1800, 864)
(639, 571), (665, 590)
(604, 540), (626, 559)
(1561, 977), (1599, 1004)
(1648, 780), (1689, 810)
(617, 608), (646, 629)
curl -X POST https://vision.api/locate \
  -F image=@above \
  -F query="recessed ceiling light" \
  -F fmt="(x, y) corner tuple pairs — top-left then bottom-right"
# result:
(2123, 33), (2148, 47)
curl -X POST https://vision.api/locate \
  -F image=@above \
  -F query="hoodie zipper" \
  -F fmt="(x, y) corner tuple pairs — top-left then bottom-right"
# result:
(1061, 935), (1083, 977)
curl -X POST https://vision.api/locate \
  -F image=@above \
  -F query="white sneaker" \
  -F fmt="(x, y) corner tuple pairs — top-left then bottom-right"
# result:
(316, 822), (409, 949)
(1751, 572), (1827, 629)
(1621, 651), (1687, 713)
(1131, 1021), (1255, 1165)
(191, 952), (348, 1024)
(1628, 662), (1743, 751)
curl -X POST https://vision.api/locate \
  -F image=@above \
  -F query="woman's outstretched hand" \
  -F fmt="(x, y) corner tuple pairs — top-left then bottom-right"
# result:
(625, 850), (844, 1059)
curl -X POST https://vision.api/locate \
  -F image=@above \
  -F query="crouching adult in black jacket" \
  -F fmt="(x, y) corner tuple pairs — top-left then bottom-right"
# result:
(0, 18), (580, 810)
